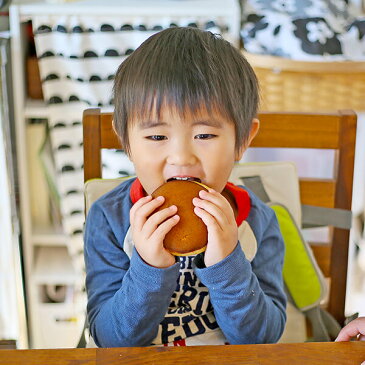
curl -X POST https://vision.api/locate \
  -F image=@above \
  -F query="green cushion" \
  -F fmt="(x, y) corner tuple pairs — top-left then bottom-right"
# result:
(271, 203), (324, 310)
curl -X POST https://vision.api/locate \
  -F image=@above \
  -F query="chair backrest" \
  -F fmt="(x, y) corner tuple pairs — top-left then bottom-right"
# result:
(83, 108), (357, 325)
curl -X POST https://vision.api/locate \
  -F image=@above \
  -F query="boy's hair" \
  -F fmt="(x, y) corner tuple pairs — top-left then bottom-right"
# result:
(113, 27), (259, 154)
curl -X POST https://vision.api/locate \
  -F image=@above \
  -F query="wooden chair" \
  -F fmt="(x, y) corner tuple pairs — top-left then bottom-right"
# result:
(83, 108), (357, 326)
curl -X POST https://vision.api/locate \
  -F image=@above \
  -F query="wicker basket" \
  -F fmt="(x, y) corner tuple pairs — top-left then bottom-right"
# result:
(243, 52), (365, 112)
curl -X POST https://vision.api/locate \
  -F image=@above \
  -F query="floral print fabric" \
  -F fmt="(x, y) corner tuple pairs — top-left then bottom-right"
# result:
(241, 0), (365, 60)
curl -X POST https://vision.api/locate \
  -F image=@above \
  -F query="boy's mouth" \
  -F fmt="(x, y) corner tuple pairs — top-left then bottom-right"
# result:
(167, 176), (201, 183)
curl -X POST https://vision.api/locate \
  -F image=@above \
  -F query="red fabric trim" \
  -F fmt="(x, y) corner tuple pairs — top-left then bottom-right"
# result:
(225, 182), (251, 227)
(130, 178), (146, 203)
(130, 178), (251, 226)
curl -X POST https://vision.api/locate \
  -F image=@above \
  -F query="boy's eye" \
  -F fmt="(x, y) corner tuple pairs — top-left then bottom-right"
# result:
(146, 135), (167, 141)
(195, 134), (216, 140)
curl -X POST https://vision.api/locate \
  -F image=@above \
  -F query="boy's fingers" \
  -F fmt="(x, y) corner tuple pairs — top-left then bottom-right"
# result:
(130, 195), (152, 212)
(193, 197), (227, 229)
(131, 196), (165, 229)
(200, 189), (233, 212)
(150, 215), (180, 243)
(195, 189), (235, 224)
(143, 205), (178, 238)
(130, 196), (152, 223)
(194, 206), (221, 232)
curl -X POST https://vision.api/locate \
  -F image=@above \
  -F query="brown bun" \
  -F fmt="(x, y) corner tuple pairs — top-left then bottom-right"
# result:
(151, 180), (209, 256)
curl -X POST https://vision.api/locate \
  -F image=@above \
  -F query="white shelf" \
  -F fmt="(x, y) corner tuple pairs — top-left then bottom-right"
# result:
(16, 0), (239, 17)
(33, 246), (77, 284)
(24, 99), (48, 119)
(34, 301), (86, 349)
(32, 225), (67, 246)
(0, 31), (11, 39)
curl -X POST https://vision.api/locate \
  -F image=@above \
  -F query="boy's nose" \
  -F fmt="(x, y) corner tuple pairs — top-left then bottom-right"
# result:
(167, 142), (197, 166)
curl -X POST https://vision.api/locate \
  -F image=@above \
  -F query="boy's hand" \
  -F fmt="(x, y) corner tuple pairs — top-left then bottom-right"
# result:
(193, 189), (238, 267)
(130, 195), (179, 268)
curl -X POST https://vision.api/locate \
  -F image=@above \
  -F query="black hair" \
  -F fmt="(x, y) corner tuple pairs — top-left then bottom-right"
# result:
(113, 27), (259, 153)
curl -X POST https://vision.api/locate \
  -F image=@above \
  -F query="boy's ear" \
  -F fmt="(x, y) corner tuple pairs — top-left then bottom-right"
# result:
(112, 118), (117, 136)
(235, 118), (260, 161)
(247, 118), (260, 145)
(112, 119), (131, 158)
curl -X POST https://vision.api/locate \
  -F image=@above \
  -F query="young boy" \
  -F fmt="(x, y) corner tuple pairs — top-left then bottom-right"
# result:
(84, 27), (286, 347)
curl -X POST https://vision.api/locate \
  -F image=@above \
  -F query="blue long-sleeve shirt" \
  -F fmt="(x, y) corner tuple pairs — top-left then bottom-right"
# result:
(84, 178), (286, 347)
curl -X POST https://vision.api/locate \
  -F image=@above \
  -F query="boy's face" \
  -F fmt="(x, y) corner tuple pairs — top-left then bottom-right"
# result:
(127, 106), (256, 195)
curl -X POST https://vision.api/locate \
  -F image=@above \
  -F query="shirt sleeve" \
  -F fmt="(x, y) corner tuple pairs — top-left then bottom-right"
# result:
(84, 202), (180, 347)
(193, 205), (287, 344)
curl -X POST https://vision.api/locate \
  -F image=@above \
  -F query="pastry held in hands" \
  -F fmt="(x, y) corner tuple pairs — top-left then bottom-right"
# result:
(151, 179), (209, 256)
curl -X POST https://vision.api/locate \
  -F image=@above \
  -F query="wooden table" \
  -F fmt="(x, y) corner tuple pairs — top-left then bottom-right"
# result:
(1, 342), (365, 365)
